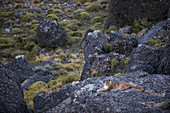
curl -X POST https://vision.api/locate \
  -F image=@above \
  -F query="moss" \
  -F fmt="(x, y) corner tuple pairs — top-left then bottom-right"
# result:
(52, 9), (64, 14)
(80, 12), (91, 20)
(45, 14), (59, 21)
(66, 35), (79, 45)
(12, 28), (23, 34)
(86, 2), (102, 11)
(74, 9), (87, 15)
(31, 20), (39, 24)
(24, 22), (32, 28)
(114, 73), (121, 76)
(92, 22), (104, 31)
(0, 38), (15, 49)
(111, 58), (119, 69)
(73, 0), (92, 4)
(161, 100), (170, 110)
(91, 16), (103, 25)
(106, 25), (119, 34)
(31, 24), (39, 30)
(66, 23), (79, 31)
(22, 12), (34, 22)
(24, 41), (36, 50)
(34, 66), (44, 72)
(103, 43), (110, 53)
(57, 73), (78, 84)
(29, 29), (36, 35)
(44, 64), (53, 70)
(5, 20), (14, 25)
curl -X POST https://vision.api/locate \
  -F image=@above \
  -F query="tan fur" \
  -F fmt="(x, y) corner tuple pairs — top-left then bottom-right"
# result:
(97, 79), (144, 92)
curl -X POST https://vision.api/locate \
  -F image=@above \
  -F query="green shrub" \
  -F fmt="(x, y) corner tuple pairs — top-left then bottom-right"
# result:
(34, 66), (44, 72)
(92, 22), (104, 30)
(91, 16), (103, 24)
(5, 20), (14, 25)
(66, 23), (79, 31)
(45, 14), (59, 21)
(74, 9), (87, 14)
(103, 43), (110, 53)
(111, 58), (119, 69)
(22, 12), (34, 22)
(24, 41), (36, 50)
(31, 24), (39, 29)
(30, 20), (39, 24)
(52, 9), (64, 14)
(80, 12), (91, 20)
(24, 22), (32, 28)
(66, 35), (79, 45)
(12, 28), (23, 34)
(86, 3), (102, 11)
(106, 25), (119, 33)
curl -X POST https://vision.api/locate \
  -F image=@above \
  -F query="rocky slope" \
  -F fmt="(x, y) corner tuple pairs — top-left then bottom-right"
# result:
(34, 71), (170, 113)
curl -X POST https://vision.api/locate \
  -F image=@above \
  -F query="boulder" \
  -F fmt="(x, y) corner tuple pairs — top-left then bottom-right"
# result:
(81, 29), (109, 80)
(124, 44), (170, 75)
(34, 71), (170, 113)
(138, 19), (170, 44)
(106, 0), (169, 28)
(81, 29), (109, 63)
(81, 52), (127, 80)
(22, 69), (56, 91)
(36, 19), (66, 48)
(109, 30), (125, 42)
(109, 38), (138, 55)
(0, 61), (28, 113)
(6, 55), (35, 83)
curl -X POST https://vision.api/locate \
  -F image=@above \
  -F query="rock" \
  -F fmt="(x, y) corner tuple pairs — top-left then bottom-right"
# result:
(81, 29), (109, 80)
(22, 69), (56, 91)
(138, 19), (170, 44)
(33, 71), (170, 113)
(31, 60), (57, 68)
(36, 19), (66, 48)
(119, 26), (132, 35)
(124, 44), (170, 75)
(6, 55), (35, 83)
(109, 36), (138, 55)
(137, 28), (148, 39)
(106, 0), (169, 28)
(84, 52), (127, 80)
(0, 62), (28, 113)
(125, 60), (156, 74)
(81, 29), (108, 63)
(109, 30), (125, 42)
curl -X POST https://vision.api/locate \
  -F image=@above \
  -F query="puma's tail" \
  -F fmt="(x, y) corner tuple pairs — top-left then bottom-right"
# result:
(131, 86), (145, 92)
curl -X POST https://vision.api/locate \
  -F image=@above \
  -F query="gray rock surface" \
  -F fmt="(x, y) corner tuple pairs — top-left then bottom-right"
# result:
(22, 69), (56, 91)
(106, 0), (169, 28)
(6, 55), (35, 83)
(81, 30), (109, 80)
(0, 61), (28, 113)
(36, 19), (66, 48)
(138, 19), (170, 44)
(81, 29), (108, 63)
(33, 71), (170, 113)
(124, 44), (170, 75)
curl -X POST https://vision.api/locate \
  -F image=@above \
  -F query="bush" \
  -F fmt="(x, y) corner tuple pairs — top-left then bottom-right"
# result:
(86, 3), (102, 11)
(45, 14), (59, 21)
(22, 12), (34, 22)
(80, 12), (91, 20)
(66, 23), (79, 31)
(92, 22), (104, 30)
(91, 16), (103, 24)
(12, 28), (23, 34)
(106, 25), (119, 33)
(52, 9), (64, 14)
(74, 9), (87, 15)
